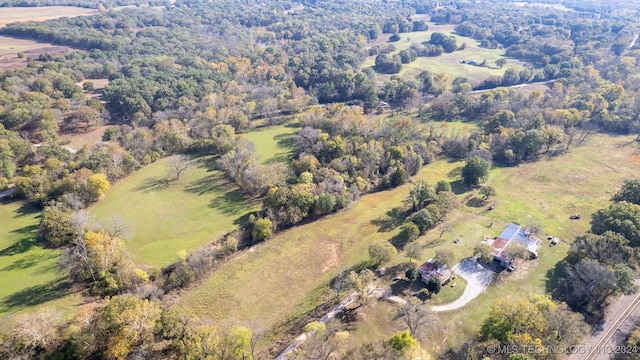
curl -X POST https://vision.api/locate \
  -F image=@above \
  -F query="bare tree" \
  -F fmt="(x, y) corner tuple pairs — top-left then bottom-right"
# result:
(331, 270), (350, 300)
(101, 215), (132, 240)
(438, 223), (453, 239)
(62, 192), (85, 211)
(526, 219), (542, 237)
(405, 242), (423, 263)
(167, 155), (192, 181)
(396, 300), (436, 340)
(12, 308), (63, 354)
(347, 269), (377, 308)
(63, 210), (96, 282)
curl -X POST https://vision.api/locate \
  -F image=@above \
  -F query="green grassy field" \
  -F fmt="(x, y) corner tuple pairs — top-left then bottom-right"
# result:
(178, 133), (640, 354)
(364, 23), (526, 86)
(240, 123), (300, 164)
(0, 201), (80, 316)
(90, 155), (260, 268)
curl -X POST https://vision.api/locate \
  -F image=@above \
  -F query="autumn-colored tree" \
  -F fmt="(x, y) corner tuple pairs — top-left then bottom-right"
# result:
(84, 230), (125, 274)
(96, 295), (162, 359)
(86, 173), (110, 202)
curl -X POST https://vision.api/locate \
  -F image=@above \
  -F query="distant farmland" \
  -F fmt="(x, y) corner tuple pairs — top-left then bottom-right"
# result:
(0, 6), (97, 27)
(0, 6), (97, 70)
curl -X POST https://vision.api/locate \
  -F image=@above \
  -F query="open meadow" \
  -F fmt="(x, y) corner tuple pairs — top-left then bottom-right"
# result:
(90, 155), (260, 268)
(364, 23), (526, 86)
(240, 122), (299, 164)
(0, 201), (80, 317)
(60, 125), (110, 152)
(178, 133), (640, 355)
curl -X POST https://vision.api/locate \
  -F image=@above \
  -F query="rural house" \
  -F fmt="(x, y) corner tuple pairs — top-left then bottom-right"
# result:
(482, 223), (542, 269)
(418, 259), (452, 285)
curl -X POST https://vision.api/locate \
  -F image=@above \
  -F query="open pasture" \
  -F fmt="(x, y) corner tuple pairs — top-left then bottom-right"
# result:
(178, 133), (639, 354)
(364, 24), (526, 86)
(90, 155), (260, 268)
(0, 201), (80, 316)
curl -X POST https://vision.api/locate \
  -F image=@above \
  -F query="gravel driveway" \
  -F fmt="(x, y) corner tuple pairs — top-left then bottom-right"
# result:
(432, 258), (495, 312)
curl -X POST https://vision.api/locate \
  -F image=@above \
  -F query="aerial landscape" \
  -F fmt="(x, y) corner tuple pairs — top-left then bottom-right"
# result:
(1, 0), (640, 359)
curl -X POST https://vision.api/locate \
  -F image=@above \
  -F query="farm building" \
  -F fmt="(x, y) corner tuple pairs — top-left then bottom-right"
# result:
(418, 259), (452, 285)
(482, 223), (542, 269)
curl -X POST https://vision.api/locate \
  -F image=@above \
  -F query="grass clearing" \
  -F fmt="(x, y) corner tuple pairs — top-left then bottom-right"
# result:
(0, 36), (71, 71)
(364, 23), (526, 86)
(240, 123), (300, 164)
(0, 201), (80, 317)
(60, 125), (110, 151)
(178, 133), (639, 355)
(90, 155), (260, 268)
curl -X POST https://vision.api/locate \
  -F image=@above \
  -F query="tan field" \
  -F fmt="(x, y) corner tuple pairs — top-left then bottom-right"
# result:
(0, 6), (97, 70)
(0, 6), (96, 27)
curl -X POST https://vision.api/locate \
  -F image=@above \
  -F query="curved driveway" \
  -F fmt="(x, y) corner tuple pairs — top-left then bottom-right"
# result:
(432, 258), (494, 312)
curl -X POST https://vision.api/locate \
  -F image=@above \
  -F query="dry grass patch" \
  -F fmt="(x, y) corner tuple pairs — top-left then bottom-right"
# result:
(178, 133), (639, 355)
(0, 36), (72, 71)
(60, 125), (110, 151)
(177, 160), (460, 332)
(0, 6), (96, 27)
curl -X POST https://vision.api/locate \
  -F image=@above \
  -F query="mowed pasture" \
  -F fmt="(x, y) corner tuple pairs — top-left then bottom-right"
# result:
(240, 123), (300, 164)
(364, 23), (526, 86)
(0, 201), (80, 316)
(90, 155), (260, 268)
(178, 133), (639, 354)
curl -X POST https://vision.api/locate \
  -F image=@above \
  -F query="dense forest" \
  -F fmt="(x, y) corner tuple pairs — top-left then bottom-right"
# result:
(0, 0), (640, 358)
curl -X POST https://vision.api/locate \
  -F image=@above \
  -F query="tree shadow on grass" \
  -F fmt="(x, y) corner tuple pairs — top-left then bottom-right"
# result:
(1, 278), (73, 310)
(370, 207), (406, 232)
(0, 252), (58, 272)
(134, 176), (171, 193)
(184, 172), (232, 196)
(544, 260), (565, 295)
(449, 180), (468, 195)
(264, 151), (295, 165)
(391, 278), (412, 295)
(209, 190), (256, 216)
(0, 225), (39, 257)
(423, 237), (446, 248)
(14, 202), (41, 217)
(390, 232), (410, 251)
(193, 155), (220, 173)
(274, 132), (296, 146)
